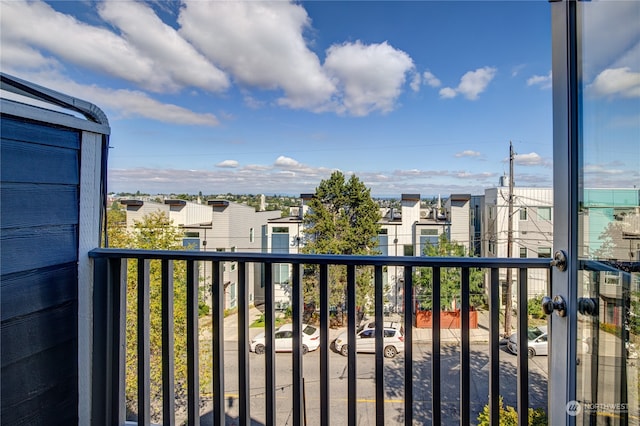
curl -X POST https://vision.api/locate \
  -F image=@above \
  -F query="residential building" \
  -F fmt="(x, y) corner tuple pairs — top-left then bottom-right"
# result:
(483, 183), (553, 299)
(121, 198), (281, 309)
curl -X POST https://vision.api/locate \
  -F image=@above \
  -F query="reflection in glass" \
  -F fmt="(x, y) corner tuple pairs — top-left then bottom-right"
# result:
(576, 1), (640, 424)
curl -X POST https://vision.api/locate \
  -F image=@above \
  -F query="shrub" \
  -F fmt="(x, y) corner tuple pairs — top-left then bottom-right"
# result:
(477, 396), (548, 426)
(528, 295), (547, 320)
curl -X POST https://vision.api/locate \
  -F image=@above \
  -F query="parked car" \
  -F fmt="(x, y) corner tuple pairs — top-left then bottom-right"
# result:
(357, 319), (403, 334)
(507, 325), (548, 358)
(250, 323), (320, 355)
(333, 327), (404, 358)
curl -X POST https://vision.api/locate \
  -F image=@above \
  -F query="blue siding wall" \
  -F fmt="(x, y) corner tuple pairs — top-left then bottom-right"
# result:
(1, 116), (79, 425)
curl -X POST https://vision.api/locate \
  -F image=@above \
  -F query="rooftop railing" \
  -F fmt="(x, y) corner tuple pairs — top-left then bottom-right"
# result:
(89, 248), (551, 426)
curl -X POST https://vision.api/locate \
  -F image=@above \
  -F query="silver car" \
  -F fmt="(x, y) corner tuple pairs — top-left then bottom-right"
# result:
(333, 327), (404, 358)
(507, 325), (548, 358)
(250, 323), (320, 355)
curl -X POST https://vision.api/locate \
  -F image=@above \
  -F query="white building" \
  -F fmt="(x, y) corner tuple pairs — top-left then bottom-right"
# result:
(120, 198), (281, 310)
(483, 183), (554, 299)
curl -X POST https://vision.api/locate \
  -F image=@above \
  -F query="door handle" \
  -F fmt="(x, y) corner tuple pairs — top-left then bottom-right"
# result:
(542, 295), (567, 317)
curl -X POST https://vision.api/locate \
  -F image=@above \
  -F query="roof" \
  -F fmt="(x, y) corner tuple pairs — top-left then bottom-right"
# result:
(208, 200), (230, 208)
(401, 194), (420, 201)
(120, 199), (144, 207)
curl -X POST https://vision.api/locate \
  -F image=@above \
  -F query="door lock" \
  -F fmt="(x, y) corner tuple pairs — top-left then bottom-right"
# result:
(550, 250), (567, 271)
(542, 295), (567, 317)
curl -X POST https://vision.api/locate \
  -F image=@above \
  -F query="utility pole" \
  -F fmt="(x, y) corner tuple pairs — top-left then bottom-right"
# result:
(504, 141), (515, 336)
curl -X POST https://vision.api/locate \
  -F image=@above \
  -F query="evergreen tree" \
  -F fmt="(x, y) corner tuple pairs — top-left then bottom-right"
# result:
(301, 171), (382, 313)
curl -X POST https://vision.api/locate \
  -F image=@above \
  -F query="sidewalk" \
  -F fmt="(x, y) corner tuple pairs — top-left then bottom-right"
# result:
(222, 308), (493, 343)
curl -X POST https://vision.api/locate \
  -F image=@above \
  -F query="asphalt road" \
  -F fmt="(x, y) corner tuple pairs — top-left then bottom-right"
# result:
(198, 342), (549, 425)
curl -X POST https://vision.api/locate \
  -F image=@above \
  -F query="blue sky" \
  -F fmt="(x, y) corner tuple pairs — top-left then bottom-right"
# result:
(1, 1), (637, 197)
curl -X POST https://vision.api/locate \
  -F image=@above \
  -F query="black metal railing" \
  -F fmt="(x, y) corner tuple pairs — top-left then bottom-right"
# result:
(89, 248), (551, 426)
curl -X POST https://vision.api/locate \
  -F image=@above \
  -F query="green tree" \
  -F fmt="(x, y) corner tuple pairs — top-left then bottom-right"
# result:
(107, 211), (211, 420)
(414, 234), (486, 311)
(301, 171), (382, 312)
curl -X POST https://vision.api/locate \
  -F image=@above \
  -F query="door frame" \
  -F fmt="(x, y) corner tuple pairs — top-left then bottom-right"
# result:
(550, 0), (581, 424)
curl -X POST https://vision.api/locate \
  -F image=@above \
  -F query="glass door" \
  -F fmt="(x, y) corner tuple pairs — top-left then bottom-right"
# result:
(551, 1), (639, 424)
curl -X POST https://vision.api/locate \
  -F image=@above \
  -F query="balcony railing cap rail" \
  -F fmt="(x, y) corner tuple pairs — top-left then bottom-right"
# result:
(89, 247), (551, 269)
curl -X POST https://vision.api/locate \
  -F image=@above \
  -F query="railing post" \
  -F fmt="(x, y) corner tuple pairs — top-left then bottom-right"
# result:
(489, 268), (500, 426)
(319, 263), (330, 426)
(517, 268), (529, 425)
(374, 265), (385, 426)
(460, 267), (470, 425)
(265, 262), (276, 425)
(186, 259), (200, 426)
(238, 262), (250, 425)
(92, 256), (126, 426)
(161, 260), (175, 425)
(212, 261), (225, 426)
(137, 259), (151, 424)
(403, 266), (414, 426)
(347, 264), (357, 426)
(292, 263), (303, 426)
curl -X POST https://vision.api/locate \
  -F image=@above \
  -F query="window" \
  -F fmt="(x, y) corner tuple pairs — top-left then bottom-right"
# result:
(250, 227), (254, 243)
(537, 207), (551, 221)
(538, 247), (552, 258)
(488, 241), (495, 255)
(520, 247), (528, 258)
(273, 226), (289, 233)
(274, 263), (289, 284)
(403, 245), (414, 256)
(488, 206), (494, 219)
(519, 208), (528, 220)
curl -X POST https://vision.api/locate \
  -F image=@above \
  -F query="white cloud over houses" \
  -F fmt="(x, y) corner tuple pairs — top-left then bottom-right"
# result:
(440, 67), (497, 100)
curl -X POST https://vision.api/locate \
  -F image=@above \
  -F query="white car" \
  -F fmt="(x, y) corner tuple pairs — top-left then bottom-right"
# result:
(507, 325), (548, 358)
(250, 323), (320, 355)
(333, 327), (404, 358)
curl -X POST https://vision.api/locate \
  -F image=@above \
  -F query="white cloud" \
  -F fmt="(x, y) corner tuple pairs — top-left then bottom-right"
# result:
(98, 0), (229, 93)
(511, 64), (526, 77)
(4, 72), (218, 125)
(587, 67), (640, 98)
(513, 152), (552, 168)
(0, 1), (174, 92)
(439, 66), (496, 100)
(422, 70), (442, 88)
(216, 160), (239, 168)
(178, 1), (336, 110)
(527, 71), (552, 89)
(439, 87), (457, 99)
(323, 41), (415, 116)
(455, 150), (481, 158)
(274, 156), (303, 170)
(410, 73), (421, 92)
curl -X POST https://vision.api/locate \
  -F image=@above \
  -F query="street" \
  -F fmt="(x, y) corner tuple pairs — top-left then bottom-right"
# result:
(198, 341), (549, 425)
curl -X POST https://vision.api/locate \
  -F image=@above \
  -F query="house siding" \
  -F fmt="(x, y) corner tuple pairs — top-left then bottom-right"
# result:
(1, 116), (80, 425)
